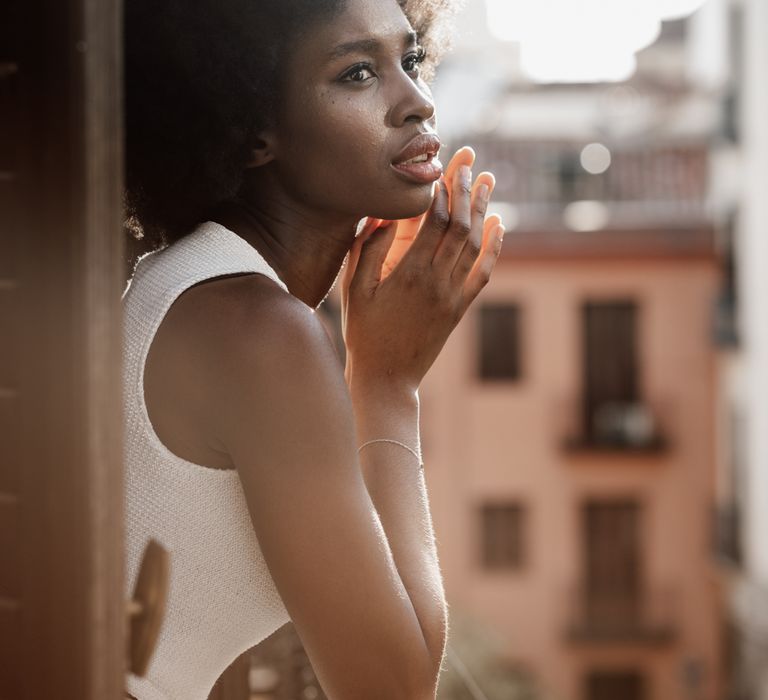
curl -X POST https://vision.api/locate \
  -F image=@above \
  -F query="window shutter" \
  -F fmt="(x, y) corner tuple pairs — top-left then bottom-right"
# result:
(478, 304), (522, 381)
(481, 502), (526, 569)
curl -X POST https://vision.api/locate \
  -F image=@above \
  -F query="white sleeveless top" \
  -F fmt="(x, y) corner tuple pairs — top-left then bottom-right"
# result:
(123, 221), (291, 700)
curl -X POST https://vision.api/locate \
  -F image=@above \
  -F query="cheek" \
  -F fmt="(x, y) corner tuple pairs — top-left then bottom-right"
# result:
(273, 92), (434, 219)
(282, 96), (384, 184)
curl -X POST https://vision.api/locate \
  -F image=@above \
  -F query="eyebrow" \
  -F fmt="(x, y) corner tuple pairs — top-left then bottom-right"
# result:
(328, 30), (418, 60)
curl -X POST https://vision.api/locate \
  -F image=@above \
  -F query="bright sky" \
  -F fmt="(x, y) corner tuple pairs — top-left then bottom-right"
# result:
(485, 0), (710, 83)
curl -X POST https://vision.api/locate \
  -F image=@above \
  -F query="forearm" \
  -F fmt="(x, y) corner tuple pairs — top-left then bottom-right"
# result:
(349, 381), (448, 686)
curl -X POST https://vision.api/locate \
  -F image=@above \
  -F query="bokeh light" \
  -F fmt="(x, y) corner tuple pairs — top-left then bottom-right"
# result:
(580, 143), (612, 174)
(563, 200), (610, 231)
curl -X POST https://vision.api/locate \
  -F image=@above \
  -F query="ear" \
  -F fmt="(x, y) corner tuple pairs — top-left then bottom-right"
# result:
(245, 132), (276, 168)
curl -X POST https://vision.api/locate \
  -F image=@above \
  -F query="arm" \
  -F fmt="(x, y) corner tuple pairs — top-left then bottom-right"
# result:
(337, 149), (505, 692)
(209, 289), (441, 700)
(210, 149), (502, 700)
(350, 384), (447, 679)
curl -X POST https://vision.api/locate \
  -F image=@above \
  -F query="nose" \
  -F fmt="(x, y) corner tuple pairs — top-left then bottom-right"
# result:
(388, 72), (436, 128)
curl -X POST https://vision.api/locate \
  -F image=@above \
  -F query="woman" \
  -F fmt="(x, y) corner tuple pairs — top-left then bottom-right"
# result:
(123, 0), (504, 698)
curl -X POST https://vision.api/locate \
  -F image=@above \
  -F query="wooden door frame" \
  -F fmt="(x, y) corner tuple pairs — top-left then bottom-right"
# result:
(1, 0), (125, 697)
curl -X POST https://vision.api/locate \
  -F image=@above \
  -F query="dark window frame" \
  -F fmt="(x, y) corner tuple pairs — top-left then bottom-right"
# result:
(477, 303), (523, 382)
(480, 501), (527, 570)
(584, 668), (647, 700)
(581, 299), (641, 445)
(581, 498), (644, 625)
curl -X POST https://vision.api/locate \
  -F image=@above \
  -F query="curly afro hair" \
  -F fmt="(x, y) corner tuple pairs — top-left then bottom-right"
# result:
(124, 0), (462, 258)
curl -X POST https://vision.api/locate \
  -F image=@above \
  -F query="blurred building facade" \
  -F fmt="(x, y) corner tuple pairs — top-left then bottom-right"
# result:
(710, 0), (768, 698)
(421, 210), (723, 700)
(421, 1), (736, 699)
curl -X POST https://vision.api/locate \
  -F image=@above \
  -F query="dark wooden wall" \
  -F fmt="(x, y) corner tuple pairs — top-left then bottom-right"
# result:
(0, 0), (125, 698)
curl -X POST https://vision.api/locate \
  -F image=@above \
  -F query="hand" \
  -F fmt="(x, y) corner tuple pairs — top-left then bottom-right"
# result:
(340, 147), (505, 394)
(377, 147), (496, 280)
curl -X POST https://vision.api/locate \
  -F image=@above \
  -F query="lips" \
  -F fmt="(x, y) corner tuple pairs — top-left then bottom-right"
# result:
(391, 133), (443, 184)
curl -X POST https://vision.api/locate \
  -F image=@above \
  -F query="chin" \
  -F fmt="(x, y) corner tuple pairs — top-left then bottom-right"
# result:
(369, 183), (435, 221)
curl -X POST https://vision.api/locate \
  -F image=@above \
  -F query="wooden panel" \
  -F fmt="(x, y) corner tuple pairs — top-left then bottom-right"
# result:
(0, 0), (20, 284)
(0, 399), (20, 495)
(0, 604), (22, 699)
(0, 292), (19, 394)
(0, 4), (22, 697)
(0, 498), (20, 599)
(0, 286), (20, 495)
(0, 0), (125, 698)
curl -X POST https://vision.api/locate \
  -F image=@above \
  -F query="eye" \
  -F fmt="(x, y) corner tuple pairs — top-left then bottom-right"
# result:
(341, 63), (376, 84)
(402, 46), (427, 77)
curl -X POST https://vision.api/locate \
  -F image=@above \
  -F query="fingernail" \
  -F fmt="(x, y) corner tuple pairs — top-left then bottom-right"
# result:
(460, 165), (471, 186)
(477, 184), (489, 203)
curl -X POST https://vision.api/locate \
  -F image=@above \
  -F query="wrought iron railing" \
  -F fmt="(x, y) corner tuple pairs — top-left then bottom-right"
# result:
(559, 397), (671, 454)
(565, 584), (677, 644)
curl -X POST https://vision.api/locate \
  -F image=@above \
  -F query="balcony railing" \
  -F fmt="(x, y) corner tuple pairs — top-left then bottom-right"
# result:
(559, 398), (671, 454)
(565, 584), (677, 645)
(461, 138), (709, 230)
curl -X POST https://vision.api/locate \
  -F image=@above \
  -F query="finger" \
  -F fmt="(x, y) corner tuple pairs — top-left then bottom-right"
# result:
(402, 178), (451, 265)
(482, 214), (503, 243)
(461, 221), (505, 309)
(477, 213), (502, 269)
(451, 176), (494, 283)
(358, 217), (384, 243)
(342, 218), (382, 299)
(349, 221), (398, 296)
(432, 163), (473, 272)
(473, 171), (495, 195)
(457, 214), (501, 304)
(457, 170), (495, 254)
(443, 146), (475, 204)
(341, 219), (377, 335)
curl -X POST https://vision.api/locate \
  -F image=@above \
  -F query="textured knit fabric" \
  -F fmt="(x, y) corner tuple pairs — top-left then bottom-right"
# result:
(123, 221), (292, 700)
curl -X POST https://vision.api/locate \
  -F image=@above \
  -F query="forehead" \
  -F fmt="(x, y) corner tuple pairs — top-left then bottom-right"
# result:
(307, 0), (414, 52)
(333, 0), (411, 35)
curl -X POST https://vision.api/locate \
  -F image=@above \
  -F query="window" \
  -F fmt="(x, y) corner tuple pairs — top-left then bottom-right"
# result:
(581, 300), (640, 445)
(582, 500), (642, 626)
(478, 304), (521, 381)
(585, 670), (646, 700)
(480, 502), (526, 569)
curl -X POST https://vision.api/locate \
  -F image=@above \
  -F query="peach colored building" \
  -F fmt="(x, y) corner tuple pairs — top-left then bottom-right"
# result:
(420, 227), (724, 700)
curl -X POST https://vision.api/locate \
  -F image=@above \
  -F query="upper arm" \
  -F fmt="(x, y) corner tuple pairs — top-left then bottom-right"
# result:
(206, 283), (433, 700)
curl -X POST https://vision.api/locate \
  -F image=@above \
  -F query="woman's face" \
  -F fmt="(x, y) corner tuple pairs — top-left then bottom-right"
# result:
(261, 0), (442, 221)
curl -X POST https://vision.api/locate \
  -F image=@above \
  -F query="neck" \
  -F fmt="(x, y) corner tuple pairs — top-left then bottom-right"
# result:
(209, 184), (360, 309)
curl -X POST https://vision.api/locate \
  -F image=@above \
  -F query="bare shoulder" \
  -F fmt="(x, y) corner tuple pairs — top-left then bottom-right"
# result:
(186, 271), (351, 451)
(154, 270), (337, 382)
(143, 271), (338, 467)
(178, 271), (324, 349)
